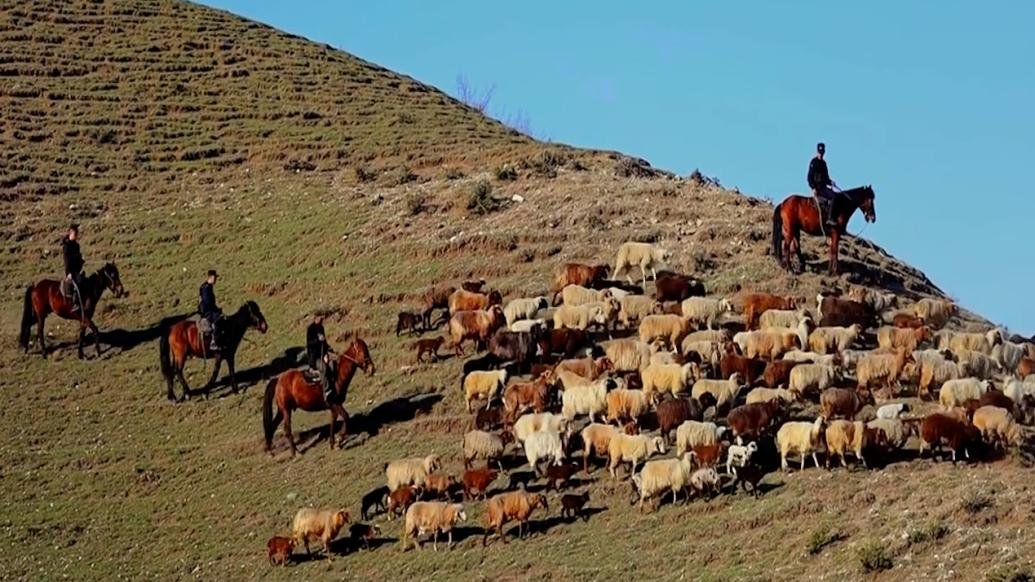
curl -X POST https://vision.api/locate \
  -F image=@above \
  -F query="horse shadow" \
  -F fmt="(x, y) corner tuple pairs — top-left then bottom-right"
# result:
(99, 312), (194, 354)
(209, 346), (305, 393)
(291, 392), (445, 452)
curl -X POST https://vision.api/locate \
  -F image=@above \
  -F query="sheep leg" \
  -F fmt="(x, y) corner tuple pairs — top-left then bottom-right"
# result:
(447, 530), (453, 550)
(812, 452), (819, 469)
(800, 456), (805, 471)
(432, 530), (438, 552)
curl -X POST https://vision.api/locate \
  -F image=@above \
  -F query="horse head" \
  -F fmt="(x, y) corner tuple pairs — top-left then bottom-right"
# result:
(346, 335), (376, 376)
(243, 300), (269, 333)
(100, 262), (128, 298)
(859, 185), (877, 223)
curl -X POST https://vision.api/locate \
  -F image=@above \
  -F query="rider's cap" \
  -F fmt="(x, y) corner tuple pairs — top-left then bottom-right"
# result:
(69, 223), (79, 231)
(817, 142), (826, 152)
(207, 269), (218, 277)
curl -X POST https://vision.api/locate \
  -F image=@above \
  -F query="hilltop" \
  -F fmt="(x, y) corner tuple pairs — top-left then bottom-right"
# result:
(1, 1), (1029, 581)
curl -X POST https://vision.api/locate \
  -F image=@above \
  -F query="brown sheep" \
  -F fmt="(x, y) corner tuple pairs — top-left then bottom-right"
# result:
(818, 295), (877, 329)
(461, 468), (498, 501)
(461, 279), (487, 293)
(1017, 357), (1035, 380)
(449, 288), (503, 315)
(419, 284), (456, 329)
(414, 336), (446, 363)
(654, 272), (706, 302)
(421, 473), (457, 501)
(551, 263), (610, 303)
(545, 463), (579, 490)
(387, 486), (419, 519)
(892, 312), (925, 329)
(267, 536), (295, 566)
(877, 326), (932, 353)
(482, 491), (548, 546)
(690, 443), (724, 468)
(656, 397), (703, 445)
(742, 293), (798, 330)
(348, 523), (382, 551)
(721, 353), (768, 386)
(560, 491), (590, 521)
(919, 413), (981, 462)
(291, 508), (349, 561)
(727, 400), (784, 441)
(448, 306), (506, 354)
(396, 311), (423, 336)
(555, 356), (613, 380)
(762, 359), (801, 388)
(820, 388), (873, 420)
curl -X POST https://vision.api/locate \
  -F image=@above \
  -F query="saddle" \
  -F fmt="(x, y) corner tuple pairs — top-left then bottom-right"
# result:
(61, 279), (75, 298)
(302, 366), (322, 384)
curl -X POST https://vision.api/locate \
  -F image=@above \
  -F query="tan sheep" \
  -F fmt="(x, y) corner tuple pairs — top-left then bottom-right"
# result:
(608, 433), (666, 478)
(972, 405), (1023, 449)
(690, 373), (744, 413)
(788, 363), (840, 398)
(613, 241), (670, 287)
(463, 430), (507, 471)
(605, 388), (651, 425)
(560, 375), (613, 422)
(674, 420), (724, 457)
(681, 297), (734, 330)
(641, 362), (699, 401)
(877, 325), (932, 353)
(386, 454), (442, 491)
(955, 349), (1001, 379)
(463, 369), (508, 412)
(808, 324), (862, 354)
(776, 417), (825, 471)
(746, 387), (796, 405)
(619, 294), (662, 328)
(824, 420), (884, 468)
(581, 422), (621, 473)
(919, 358), (962, 399)
(292, 508), (349, 561)
(759, 308), (810, 331)
(856, 349), (912, 391)
(912, 298), (957, 329)
(866, 418), (909, 450)
(503, 296), (549, 327)
(639, 314), (694, 349)
(512, 412), (570, 445)
(553, 298), (619, 332)
(681, 340), (722, 371)
(560, 285), (612, 307)
(682, 329), (732, 345)
(634, 453), (695, 510)
(734, 321), (808, 359)
(401, 502), (466, 551)
(600, 338), (653, 372)
(937, 329), (1002, 355)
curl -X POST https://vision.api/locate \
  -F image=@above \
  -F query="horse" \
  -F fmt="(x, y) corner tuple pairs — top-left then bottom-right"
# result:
(158, 301), (268, 402)
(262, 336), (375, 457)
(772, 185), (876, 275)
(19, 262), (127, 358)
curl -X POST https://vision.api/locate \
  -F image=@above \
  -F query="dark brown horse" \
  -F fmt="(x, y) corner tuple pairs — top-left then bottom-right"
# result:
(158, 301), (268, 402)
(263, 336), (375, 457)
(772, 185), (876, 275)
(19, 262), (127, 358)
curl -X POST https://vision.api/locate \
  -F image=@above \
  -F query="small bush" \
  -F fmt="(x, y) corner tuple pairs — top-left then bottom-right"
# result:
(616, 155), (658, 178)
(961, 491), (994, 514)
(355, 166), (376, 183)
(987, 566), (1034, 582)
(405, 192), (428, 216)
(907, 522), (949, 546)
(494, 164), (517, 181)
(857, 540), (893, 573)
(467, 181), (502, 215)
(528, 150), (565, 178)
(390, 166), (418, 186)
(806, 525), (844, 556)
(444, 168), (464, 180)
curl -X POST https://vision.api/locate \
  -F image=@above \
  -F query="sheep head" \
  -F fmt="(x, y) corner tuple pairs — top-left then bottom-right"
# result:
(652, 436), (666, 454)
(333, 510), (350, 529)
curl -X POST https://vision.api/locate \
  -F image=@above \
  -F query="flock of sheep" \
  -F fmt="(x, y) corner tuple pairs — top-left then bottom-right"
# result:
(273, 240), (1035, 564)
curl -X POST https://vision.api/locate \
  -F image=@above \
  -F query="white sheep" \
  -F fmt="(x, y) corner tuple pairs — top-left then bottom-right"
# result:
(992, 340), (1026, 372)
(674, 420), (726, 457)
(513, 412), (570, 445)
(1004, 379), (1035, 404)
(524, 431), (565, 475)
(955, 349), (1002, 379)
(613, 242), (670, 287)
(509, 318), (547, 333)
(649, 347), (679, 367)
(560, 285), (611, 307)
(691, 373), (744, 412)
(912, 298), (957, 329)
(553, 301), (613, 332)
(745, 387), (795, 405)
(735, 320), (808, 359)
(759, 308), (810, 331)
(938, 377), (991, 409)
(608, 433), (666, 478)
(788, 364), (839, 398)
(937, 329), (1001, 355)
(681, 297), (733, 330)
(875, 402), (909, 420)
(561, 375), (613, 422)
(782, 349), (839, 365)
(776, 417), (825, 471)
(503, 296), (549, 328)
(634, 453), (695, 510)
(463, 369), (508, 412)
(618, 295), (661, 328)
(689, 467), (721, 497)
(641, 362), (698, 400)
(681, 340), (722, 371)
(600, 338), (652, 372)
(683, 329), (731, 345)
(725, 441), (758, 475)
(401, 502), (467, 551)
(386, 454), (442, 490)
(866, 418), (909, 449)
(462, 430), (507, 470)
(807, 324), (862, 354)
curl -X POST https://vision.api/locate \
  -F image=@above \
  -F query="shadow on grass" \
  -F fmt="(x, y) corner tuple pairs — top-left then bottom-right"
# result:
(208, 346), (305, 394)
(99, 311), (194, 353)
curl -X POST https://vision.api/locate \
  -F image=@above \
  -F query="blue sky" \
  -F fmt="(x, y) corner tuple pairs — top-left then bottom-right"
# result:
(201, 1), (1034, 334)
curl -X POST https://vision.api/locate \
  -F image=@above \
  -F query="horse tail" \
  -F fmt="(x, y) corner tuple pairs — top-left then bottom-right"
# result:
(19, 286), (35, 351)
(772, 204), (784, 262)
(262, 377), (280, 451)
(159, 330), (174, 383)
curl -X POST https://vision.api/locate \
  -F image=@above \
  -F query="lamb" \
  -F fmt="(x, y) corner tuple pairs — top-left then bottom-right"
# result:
(759, 308), (810, 331)
(656, 397), (703, 444)
(635, 453), (696, 510)
(674, 420), (726, 457)
(291, 508), (349, 560)
(856, 349), (912, 391)
(600, 338), (653, 372)
(641, 362), (699, 401)
(820, 387), (872, 420)
(866, 418), (909, 450)
(776, 417), (826, 471)
(461, 468), (498, 501)
(475, 406), (503, 431)
(414, 336), (446, 363)
(348, 523), (382, 551)
(267, 536), (295, 566)
(955, 349), (1001, 379)
(608, 433), (666, 478)
(808, 324), (862, 354)
(691, 373), (744, 414)
(462, 369), (508, 412)
(727, 400), (785, 441)
(560, 285), (612, 307)
(681, 340), (722, 371)
(726, 441), (759, 475)
(401, 502), (467, 551)
(606, 388), (651, 425)
(639, 314), (694, 349)
(681, 297), (734, 330)
(581, 423), (621, 473)
(387, 486), (419, 519)
(482, 491), (548, 546)
(919, 413), (980, 462)
(396, 311), (423, 336)
(545, 463), (579, 491)
(360, 485), (389, 521)
(619, 294), (663, 328)
(504, 373), (552, 415)
(746, 387), (796, 405)
(875, 402), (909, 420)
(613, 241), (670, 287)
(524, 430), (565, 475)
(386, 454), (442, 491)
(788, 363), (840, 398)
(418, 284), (456, 330)
(912, 298), (957, 329)
(502, 296), (549, 328)
(560, 491), (591, 521)
(689, 467), (722, 498)
(877, 326), (932, 353)
(560, 375), (613, 422)
(971, 405), (1023, 449)
(824, 420), (886, 468)
(939, 378), (991, 409)
(462, 430), (507, 470)
(512, 412), (570, 445)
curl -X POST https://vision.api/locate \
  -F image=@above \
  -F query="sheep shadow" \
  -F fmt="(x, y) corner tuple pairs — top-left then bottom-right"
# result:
(99, 311), (194, 354)
(560, 506), (606, 524)
(328, 535), (396, 555)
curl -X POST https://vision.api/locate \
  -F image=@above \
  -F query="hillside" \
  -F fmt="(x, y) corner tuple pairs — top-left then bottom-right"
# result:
(1, 1), (1030, 581)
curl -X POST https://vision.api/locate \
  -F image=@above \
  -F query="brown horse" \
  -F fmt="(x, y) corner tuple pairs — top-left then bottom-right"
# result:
(772, 185), (876, 275)
(263, 336), (375, 457)
(19, 262), (127, 358)
(158, 301), (268, 402)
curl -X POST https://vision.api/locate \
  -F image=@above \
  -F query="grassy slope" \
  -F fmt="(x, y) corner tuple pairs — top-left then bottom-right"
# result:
(1, 1), (1032, 580)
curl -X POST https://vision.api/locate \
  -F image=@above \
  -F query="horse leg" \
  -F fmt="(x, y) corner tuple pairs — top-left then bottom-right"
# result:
(284, 411), (298, 457)
(328, 412), (336, 450)
(77, 323), (87, 359)
(226, 355), (238, 393)
(177, 368), (192, 402)
(204, 356), (223, 398)
(829, 230), (840, 275)
(89, 319), (102, 358)
(36, 316), (47, 358)
(331, 403), (350, 446)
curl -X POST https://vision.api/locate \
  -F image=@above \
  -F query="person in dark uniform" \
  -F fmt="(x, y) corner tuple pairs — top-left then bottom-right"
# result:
(305, 313), (336, 402)
(198, 270), (223, 351)
(807, 142), (840, 227)
(62, 224), (85, 311)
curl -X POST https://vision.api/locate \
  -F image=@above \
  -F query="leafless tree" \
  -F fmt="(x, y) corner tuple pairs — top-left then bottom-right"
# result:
(456, 75), (495, 113)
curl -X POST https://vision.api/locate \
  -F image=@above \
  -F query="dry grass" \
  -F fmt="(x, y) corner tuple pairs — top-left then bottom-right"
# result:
(0, 1), (1026, 581)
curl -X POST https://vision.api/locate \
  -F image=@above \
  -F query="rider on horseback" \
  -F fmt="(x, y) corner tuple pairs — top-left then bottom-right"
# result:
(199, 270), (223, 351)
(62, 224), (85, 312)
(305, 313), (336, 402)
(808, 142), (840, 228)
